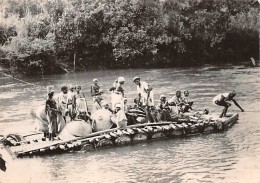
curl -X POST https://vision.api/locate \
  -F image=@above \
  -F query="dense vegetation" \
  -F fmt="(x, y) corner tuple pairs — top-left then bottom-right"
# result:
(0, 0), (259, 75)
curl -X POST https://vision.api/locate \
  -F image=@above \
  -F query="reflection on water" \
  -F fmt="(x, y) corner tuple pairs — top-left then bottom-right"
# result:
(0, 66), (260, 183)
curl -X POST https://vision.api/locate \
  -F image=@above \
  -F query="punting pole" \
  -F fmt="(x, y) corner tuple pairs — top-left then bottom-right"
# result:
(74, 53), (76, 72)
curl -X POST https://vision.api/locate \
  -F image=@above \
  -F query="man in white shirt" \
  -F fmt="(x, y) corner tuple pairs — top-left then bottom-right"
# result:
(55, 85), (69, 122)
(133, 76), (154, 107)
(212, 90), (244, 118)
(111, 103), (127, 128)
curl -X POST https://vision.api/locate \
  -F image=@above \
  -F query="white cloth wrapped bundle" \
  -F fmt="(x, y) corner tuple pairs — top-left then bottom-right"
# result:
(58, 120), (92, 140)
(91, 109), (114, 131)
(32, 105), (66, 133)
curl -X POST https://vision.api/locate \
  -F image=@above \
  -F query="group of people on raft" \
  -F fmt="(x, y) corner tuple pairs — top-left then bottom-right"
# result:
(44, 76), (244, 141)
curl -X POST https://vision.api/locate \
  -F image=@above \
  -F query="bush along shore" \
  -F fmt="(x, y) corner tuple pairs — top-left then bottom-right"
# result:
(0, 0), (259, 76)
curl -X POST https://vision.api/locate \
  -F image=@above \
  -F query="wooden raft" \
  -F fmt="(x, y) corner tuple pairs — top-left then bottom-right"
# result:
(3, 113), (239, 158)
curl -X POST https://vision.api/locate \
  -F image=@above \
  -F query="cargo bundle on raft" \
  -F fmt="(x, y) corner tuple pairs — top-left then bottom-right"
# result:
(0, 113), (239, 158)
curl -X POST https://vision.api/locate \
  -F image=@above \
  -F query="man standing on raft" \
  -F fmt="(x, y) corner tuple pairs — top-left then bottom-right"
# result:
(133, 76), (154, 107)
(213, 90), (244, 118)
(133, 76), (155, 122)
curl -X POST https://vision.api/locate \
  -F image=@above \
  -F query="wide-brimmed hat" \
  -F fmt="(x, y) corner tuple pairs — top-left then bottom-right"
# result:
(118, 77), (125, 83)
(93, 78), (98, 82)
(133, 76), (140, 82)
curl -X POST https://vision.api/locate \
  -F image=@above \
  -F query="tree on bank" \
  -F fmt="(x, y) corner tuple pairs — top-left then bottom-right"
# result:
(0, 0), (259, 75)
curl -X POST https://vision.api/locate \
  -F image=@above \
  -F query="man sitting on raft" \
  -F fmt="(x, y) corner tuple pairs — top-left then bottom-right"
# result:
(183, 90), (193, 112)
(169, 90), (186, 113)
(213, 90), (244, 118)
(156, 95), (178, 122)
(111, 103), (128, 128)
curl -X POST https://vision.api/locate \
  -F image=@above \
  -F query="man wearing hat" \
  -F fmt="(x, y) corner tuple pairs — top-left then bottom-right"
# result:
(213, 90), (244, 118)
(133, 76), (154, 107)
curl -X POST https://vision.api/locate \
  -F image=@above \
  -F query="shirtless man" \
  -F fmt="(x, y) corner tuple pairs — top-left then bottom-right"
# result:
(183, 90), (193, 112)
(168, 90), (185, 113)
(91, 78), (103, 100)
(111, 77), (125, 110)
(213, 90), (244, 118)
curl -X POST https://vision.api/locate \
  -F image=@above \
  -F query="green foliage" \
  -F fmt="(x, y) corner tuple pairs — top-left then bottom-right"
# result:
(0, 0), (258, 75)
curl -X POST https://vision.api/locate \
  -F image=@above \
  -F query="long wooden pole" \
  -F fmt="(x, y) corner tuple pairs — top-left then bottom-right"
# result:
(18, 122), (176, 155)
(74, 53), (76, 72)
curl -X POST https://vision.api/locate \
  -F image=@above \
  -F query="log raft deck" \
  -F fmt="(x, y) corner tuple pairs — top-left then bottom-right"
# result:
(0, 113), (238, 158)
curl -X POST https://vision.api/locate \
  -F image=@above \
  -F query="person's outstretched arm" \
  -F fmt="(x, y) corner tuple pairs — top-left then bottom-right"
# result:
(232, 99), (244, 112)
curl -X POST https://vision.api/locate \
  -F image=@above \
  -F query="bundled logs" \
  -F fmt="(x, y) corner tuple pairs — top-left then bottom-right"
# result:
(2, 114), (238, 158)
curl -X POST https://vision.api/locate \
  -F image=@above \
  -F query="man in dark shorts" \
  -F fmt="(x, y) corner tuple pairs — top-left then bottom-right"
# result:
(213, 90), (244, 118)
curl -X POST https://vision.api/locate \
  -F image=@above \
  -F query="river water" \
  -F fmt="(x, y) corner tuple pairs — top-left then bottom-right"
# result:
(0, 66), (259, 183)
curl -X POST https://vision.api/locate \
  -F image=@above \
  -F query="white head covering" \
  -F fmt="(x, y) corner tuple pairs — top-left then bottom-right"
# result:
(118, 77), (125, 83)
(133, 76), (140, 82)
(115, 103), (121, 108)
